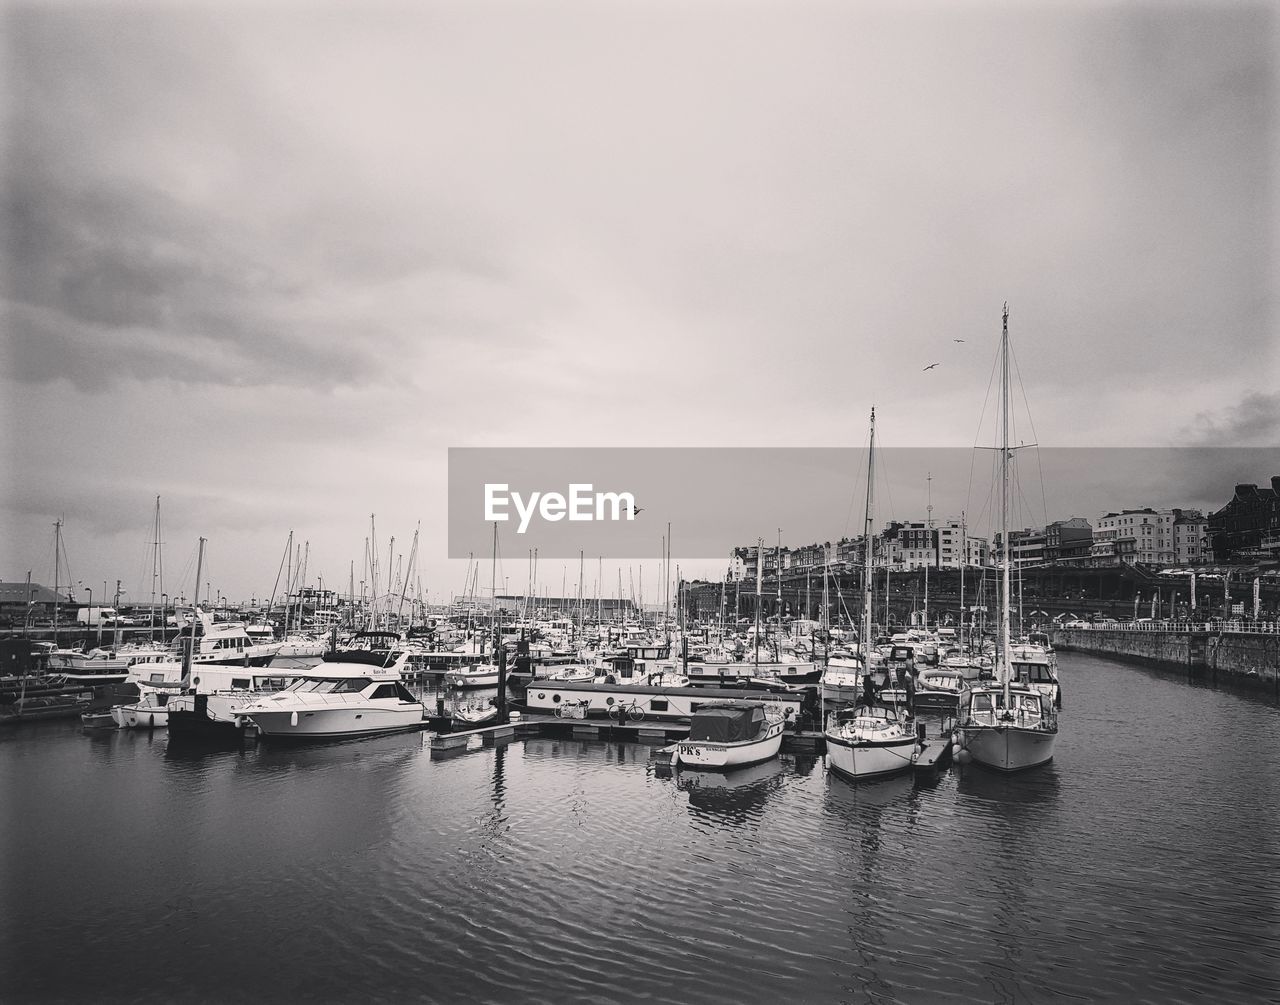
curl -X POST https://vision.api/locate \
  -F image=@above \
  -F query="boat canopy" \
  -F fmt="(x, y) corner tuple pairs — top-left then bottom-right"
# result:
(687, 703), (765, 743)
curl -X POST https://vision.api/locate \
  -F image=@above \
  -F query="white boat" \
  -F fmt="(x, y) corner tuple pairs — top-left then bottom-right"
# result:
(451, 699), (499, 728)
(445, 662), (501, 688)
(112, 687), (173, 729)
(820, 661), (864, 704)
(233, 632), (425, 740)
(913, 668), (965, 712)
(540, 663), (596, 683)
(173, 610), (284, 668)
(166, 666), (299, 743)
(824, 408), (922, 783)
(955, 305), (1059, 772)
(824, 699), (921, 782)
(46, 647), (135, 682)
(1009, 643), (1062, 709)
(674, 701), (785, 770)
(956, 684), (1057, 771)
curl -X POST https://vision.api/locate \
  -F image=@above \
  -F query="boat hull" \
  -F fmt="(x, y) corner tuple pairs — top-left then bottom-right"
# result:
(675, 721), (784, 770)
(825, 734), (918, 782)
(242, 705), (425, 740)
(957, 724), (1056, 772)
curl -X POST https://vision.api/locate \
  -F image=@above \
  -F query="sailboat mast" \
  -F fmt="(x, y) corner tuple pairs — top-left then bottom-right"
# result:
(754, 538), (763, 671)
(1000, 303), (1012, 707)
(862, 408), (876, 665)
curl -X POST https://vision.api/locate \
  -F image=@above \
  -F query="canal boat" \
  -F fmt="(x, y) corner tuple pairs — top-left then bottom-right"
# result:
(954, 306), (1059, 772)
(522, 679), (806, 724)
(233, 632), (425, 740)
(1, 693), (93, 723)
(673, 701), (785, 770)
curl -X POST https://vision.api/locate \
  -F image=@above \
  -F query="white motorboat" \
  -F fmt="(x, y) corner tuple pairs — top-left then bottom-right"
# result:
(674, 701), (785, 770)
(233, 632), (424, 740)
(1009, 643), (1062, 709)
(171, 610), (283, 668)
(820, 661), (864, 704)
(824, 699), (920, 782)
(451, 699), (499, 729)
(913, 668), (965, 712)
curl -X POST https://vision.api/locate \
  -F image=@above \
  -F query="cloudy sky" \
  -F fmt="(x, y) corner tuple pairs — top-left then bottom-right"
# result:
(2, 1), (1277, 607)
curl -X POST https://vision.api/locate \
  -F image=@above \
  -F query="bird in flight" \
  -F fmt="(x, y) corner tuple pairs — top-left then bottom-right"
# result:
(953, 338), (966, 343)
(922, 362), (940, 371)
(633, 506), (645, 516)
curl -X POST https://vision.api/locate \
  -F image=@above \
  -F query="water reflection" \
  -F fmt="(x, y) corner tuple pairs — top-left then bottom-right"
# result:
(955, 762), (1064, 806)
(676, 759), (784, 822)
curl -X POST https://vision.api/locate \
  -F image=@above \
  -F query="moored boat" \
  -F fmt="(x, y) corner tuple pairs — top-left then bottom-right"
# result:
(673, 701), (785, 770)
(233, 632), (425, 741)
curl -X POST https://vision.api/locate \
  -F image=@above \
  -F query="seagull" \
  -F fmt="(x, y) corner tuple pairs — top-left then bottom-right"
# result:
(632, 506), (645, 516)
(922, 362), (940, 371)
(953, 338), (966, 343)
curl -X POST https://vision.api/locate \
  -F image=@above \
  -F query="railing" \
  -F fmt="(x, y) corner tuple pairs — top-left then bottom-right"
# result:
(1060, 620), (1280, 635)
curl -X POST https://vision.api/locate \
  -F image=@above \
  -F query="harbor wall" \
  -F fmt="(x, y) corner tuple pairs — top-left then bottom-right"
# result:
(1052, 628), (1280, 692)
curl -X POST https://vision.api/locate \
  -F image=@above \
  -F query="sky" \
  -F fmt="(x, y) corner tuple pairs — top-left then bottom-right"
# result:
(2, 0), (1278, 608)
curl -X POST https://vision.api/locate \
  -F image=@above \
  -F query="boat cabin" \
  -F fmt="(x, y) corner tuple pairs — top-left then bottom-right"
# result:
(687, 702), (766, 744)
(282, 677), (419, 702)
(961, 687), (1053, 727)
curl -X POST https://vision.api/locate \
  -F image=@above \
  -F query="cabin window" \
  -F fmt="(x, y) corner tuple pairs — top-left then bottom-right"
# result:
(330, 678), (370, 694)
(552, 694), (562, 704)
(394, 684), (417, 703)
(149, 673), (164, 683)
(232, 678), (251, 689)
(370, 684), (399, 699)
(650, 699), (669, 712)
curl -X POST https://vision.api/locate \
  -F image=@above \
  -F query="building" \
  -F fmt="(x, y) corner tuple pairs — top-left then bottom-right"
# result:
(1172, 510), (1209, 565)
(897, 521), (937, 570)
(1044, 518), (1093, 562)
(1094, 509), (1177, 566)
(0, 581), (70, 627)
(1208, 479), (1280, 562)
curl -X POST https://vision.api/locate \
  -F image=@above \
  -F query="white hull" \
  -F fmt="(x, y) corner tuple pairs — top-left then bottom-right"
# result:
(957, 724), (1056, 772)
(445, 670), (500, 688)
(825, 735), (918, 781)
(675, 720), (784, 769)
(245, 704), (424, 738)
(114, 704), (169, 729)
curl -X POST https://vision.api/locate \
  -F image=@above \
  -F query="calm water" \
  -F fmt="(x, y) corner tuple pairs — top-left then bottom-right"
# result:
(3, 652), (1279, 1004)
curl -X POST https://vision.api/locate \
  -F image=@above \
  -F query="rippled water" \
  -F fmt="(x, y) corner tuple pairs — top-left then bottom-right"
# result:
(3, 652), (1279, 1003)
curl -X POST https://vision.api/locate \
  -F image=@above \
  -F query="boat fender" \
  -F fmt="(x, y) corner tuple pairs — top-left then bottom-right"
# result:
(955, 748), (972, 765)
(290, 711), (299, 727)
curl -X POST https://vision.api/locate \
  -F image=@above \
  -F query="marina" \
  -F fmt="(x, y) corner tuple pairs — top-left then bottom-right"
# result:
(3, 648), (1278, 1003)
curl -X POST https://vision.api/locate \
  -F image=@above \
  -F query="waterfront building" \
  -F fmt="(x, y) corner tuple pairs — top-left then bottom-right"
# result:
(1173, 510), (1210, 565)
(1208, 478), (1280, 562)
(1094, 509), (1177, 566)
(1044, 518), (1093, 562)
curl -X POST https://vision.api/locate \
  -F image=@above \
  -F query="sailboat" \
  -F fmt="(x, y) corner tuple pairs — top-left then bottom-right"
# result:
(825, 407), (922, 783)
(955, 305), (1059, 772)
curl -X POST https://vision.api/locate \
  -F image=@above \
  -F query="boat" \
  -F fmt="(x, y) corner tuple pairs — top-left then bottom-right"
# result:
(172, 610), (283, 668)
(1, 694), (92, 723)
(232, 631), (425, 740)
(165, 664), (298, 745)
(824, 698), (921, 782)
(955, 305), (1059, 772)
(111, 686), (174, 729)
(451, 699), (499, 729)
(673, 701), (785, 770)
(913, 668), (965, 712)
(444, 662), (501, 688)
(1009, 643), (1062, 709)
(80, 710), (118, 729)
(824, 407), (923, 783)
(45, 647), (136, 683)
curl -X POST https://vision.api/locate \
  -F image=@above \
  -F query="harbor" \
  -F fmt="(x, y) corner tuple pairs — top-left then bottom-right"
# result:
(3, 647), (1277, 1004)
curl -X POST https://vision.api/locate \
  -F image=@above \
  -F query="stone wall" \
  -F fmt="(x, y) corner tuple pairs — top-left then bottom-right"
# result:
(1052, 628), (1280, 692)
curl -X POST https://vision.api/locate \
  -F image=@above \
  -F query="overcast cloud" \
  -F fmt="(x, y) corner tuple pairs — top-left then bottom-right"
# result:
(2, 1), (1276, 603)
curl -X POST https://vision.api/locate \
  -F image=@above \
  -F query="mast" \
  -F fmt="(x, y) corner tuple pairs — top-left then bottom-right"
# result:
(183, 537), (205, 684)
(862, 408), (876, 670)
(149, 496), (162, 642)
(52, 519), (61, 640)
(959, 511), (967, 650)
(776, 527), (783, 642)
(490, 523), (499, 656)
(754, 539), (763, 672)
(1000, 303), (1012, 708)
